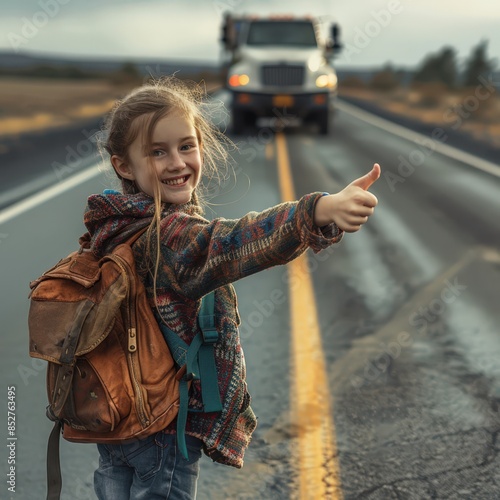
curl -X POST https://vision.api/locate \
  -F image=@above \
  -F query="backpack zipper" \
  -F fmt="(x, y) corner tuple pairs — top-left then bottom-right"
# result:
(107, 254), (150, 428)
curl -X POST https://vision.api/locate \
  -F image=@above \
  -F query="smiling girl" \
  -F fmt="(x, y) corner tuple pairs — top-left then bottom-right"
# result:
(110, 108), (202, 206)
(85, 77), (380, 499)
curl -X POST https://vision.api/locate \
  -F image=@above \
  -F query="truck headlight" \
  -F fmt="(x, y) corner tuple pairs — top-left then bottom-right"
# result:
(315, 74), (338, 89)
(228, 74), (250, 87)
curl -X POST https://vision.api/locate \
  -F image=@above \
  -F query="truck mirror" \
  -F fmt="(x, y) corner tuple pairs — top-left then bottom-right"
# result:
(330, 23), (342, 52)
(221, 13), (236, 50)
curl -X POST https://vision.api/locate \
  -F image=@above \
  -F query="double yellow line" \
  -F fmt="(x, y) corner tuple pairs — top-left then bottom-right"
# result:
(275, 132), (343, 500)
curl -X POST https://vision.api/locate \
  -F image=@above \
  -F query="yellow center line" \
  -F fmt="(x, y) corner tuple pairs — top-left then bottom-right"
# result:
(275, 131), (343, 499)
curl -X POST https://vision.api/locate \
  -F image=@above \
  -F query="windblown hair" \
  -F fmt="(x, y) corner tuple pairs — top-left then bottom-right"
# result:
(99, 76), (231, 297)
(102, 75), (230, 211)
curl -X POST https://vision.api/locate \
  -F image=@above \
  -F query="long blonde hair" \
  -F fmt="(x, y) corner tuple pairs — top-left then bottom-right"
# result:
(100, 76), (231, 297)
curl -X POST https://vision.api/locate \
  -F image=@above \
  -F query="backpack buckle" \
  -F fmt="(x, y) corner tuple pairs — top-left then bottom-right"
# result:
(46, 405), (57, 422)
(200, 325), (218, 344)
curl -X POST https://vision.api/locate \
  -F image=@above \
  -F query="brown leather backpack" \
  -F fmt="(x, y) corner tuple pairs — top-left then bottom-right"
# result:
(28, 228), (181, 499)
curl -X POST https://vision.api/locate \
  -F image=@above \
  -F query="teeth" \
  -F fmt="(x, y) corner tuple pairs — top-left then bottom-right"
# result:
(162, 176), (187, 186)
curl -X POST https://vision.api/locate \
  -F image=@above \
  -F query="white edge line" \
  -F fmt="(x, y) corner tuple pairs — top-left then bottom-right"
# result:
(337, 99), (500, 178)
(0, 164), (102, 225)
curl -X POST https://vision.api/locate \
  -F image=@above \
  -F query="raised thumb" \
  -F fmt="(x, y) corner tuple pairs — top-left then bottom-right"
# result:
(350, 163), (381, 190)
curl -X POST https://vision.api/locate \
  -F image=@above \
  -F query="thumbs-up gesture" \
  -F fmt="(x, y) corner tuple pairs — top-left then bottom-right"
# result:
(314, 163), (380, 232)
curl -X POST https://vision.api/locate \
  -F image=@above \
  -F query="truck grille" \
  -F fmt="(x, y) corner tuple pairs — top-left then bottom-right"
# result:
(261, 64), (305, 87)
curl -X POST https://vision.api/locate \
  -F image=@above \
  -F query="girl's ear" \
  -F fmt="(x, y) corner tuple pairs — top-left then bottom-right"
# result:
(111, 155), (135, 180)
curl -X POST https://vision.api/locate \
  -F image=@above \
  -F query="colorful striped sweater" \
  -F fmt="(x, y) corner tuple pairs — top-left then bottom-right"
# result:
(84, 191), (343, 468)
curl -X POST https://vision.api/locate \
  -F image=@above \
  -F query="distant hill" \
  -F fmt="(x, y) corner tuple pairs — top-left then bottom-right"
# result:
(0, 50), (406, 84)
(336, 66), (500, 89)
(0, 50), (221, 78)
(1, 51), (497, 89)
(336, 67), (415, 86)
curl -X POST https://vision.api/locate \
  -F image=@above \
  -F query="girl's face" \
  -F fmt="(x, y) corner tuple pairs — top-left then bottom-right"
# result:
(112, 111), (202, 205)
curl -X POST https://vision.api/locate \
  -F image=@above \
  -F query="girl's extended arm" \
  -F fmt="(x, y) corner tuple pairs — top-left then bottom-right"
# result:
(314, 163), (380, 231)
(159, 164), (381, 299)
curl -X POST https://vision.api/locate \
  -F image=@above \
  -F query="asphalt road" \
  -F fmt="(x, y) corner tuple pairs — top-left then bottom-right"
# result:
(1, 96), (500, 499)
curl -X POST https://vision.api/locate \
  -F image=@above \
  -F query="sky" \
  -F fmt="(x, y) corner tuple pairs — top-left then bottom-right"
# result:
(1, 0), (499, 69)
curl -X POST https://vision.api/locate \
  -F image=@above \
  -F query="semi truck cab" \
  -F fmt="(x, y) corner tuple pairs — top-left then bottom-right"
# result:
(221, 14), (342, 134)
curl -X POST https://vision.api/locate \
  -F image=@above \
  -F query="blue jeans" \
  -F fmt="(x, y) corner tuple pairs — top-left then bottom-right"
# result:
(94, 432), (203, 500)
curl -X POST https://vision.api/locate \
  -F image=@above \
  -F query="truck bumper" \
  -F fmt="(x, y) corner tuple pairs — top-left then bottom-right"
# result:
(231, 90), (332, 118)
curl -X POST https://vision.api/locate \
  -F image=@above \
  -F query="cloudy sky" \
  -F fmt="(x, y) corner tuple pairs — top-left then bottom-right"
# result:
(1, 0), (499, 69)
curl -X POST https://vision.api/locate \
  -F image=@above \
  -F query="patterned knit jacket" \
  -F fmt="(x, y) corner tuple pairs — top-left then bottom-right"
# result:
(84, 191), (343, 468)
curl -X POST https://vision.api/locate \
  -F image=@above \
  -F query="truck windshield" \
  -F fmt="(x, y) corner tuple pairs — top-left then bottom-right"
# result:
(246, 21), (317, 47)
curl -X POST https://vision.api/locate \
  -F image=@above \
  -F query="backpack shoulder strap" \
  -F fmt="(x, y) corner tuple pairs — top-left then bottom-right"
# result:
(196, 292), (221, 413)
(123, 225), (149, 247)
(46, 421), (62, 500)
(157, 291), (222, 460)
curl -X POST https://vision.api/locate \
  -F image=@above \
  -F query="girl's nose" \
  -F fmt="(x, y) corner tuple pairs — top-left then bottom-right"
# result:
(167, 151), (186, 170)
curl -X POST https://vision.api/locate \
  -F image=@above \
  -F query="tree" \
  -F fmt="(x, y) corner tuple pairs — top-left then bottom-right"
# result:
(462, 40), (496, 87)
(108, 62), (142, 85)
(121, 62), (141, 79)
(370, 63), (401, 91)
(413, 46), (457, 88)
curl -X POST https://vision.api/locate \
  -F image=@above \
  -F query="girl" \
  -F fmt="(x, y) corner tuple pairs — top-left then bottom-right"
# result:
(86, 77), (380, 499)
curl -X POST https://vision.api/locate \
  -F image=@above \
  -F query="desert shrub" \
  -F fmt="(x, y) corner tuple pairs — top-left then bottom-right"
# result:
(339, 75), (366, 89)
(370, 65), (401, 92)
(409, 82), (448, 109)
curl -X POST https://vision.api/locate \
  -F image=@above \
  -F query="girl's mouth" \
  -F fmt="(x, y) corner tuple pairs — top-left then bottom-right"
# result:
(162, 175), (189, 186)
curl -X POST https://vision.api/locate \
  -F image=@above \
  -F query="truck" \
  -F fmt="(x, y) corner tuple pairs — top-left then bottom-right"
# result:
(220, 13), (342, 135)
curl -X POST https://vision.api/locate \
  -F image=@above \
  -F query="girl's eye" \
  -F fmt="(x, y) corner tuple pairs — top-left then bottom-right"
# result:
(181, 144), (195, 151)
(152, 150), (165, 157)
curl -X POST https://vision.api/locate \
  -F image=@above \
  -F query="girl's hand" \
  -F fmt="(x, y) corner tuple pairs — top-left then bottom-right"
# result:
(314, 164), (381, 232)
